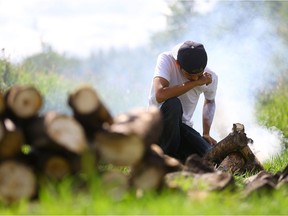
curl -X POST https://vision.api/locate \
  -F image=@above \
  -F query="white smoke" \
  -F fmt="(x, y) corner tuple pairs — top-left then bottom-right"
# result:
(184, 1), (286, 162)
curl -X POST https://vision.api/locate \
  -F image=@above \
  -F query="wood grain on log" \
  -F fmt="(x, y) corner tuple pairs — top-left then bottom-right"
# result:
(217, 152), (246, 173)
(68, 85), (113, 139)
(129, 146), (170, 191)
(204, 123), (252, 164)
(43, 155), (71, 180)
(24, 112), (88, 154)
(111, 106), (162, 146)
(205, 123), (263, 174)
(95, 131), (145, 166)
(44, 112), (88, 154)
(0, 160), (36, 203)
(5, 85), (42, 119)
(239, 145), (264, 173)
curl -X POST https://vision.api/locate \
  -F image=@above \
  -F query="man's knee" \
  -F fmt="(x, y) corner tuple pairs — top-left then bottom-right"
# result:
(160, 97), (182, 116)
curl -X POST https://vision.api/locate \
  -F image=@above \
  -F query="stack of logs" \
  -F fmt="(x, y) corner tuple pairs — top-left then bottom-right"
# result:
(0, 84), (182, 203)
(0, 84), (284, 204)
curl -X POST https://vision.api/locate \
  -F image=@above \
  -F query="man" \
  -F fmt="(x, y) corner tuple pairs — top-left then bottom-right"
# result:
(148, 40), (218, 162)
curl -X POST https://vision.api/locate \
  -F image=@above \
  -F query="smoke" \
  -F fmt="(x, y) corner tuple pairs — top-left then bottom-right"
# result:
(184, 1), (286, 162)
(80, 1), (285, 162)
(45, 1), (285, 163)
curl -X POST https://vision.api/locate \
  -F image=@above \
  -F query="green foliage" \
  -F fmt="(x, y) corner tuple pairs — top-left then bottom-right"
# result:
(1, 51), (76, 113)
(21, 43), (82, 75)
(256, 72), (288, 145)
(263, 149), (288, 173)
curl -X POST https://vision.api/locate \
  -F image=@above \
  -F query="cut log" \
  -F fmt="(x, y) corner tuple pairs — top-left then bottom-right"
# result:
(27, 148), (82, 179)
(110, 106), (162, 146)
(129, 144), (183, 191)
(276, 164), (288, 188)
(4, 85), (42, 119)
(0, 160), (37, 203)
(238, 145), (264, 173)
(204, 123), (253, 164)
(217, 152), (245, 173)
(150, 144), (184, 173)
(43, 155), (72, 180)
(21, 116), (50, 148)
(243, 178), (276, 197)
(24, 112), (88, 154)
(95, 131), (145, 166)
(0, 119), (24, 159)
(184, 154), (216, 174)
(45, 112), (88, 154)
(0, 92), (5, 116)
(129, 146), (171, 192)
(68, 85), (113, 139)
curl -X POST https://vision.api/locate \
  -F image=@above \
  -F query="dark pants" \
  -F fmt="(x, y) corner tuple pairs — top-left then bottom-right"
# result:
(159, 98), (212, 162)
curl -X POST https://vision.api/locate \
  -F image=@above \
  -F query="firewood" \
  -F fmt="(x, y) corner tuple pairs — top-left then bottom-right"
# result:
(110, 106), (162, 146)
(24, 112), (88, 154)
(243, 178), (276, 197)
(238, 145), (264, 173)
(0, 160), (37, 203)
(0, 119), (24, 159)
(129, 146), (169, 192)
(0, 92), (5, 117)
(95, 131), (145, 166)
(151, 144), (184, 172)
(68, 85), (113, 139)
(4, 85), (42, 120)
(184, 154), (216, 174)
(43, 155), (72, 180)
(276, 164), (288, 188)
(204, 123), (253, 164)
(27, 148), (81, 180)
(217, 152), (245, 173)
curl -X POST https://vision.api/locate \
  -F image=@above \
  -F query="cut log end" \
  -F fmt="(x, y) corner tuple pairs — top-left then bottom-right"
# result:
(69, 86), (100, 114)
(0, 161), (37, 203)
(44, 156), (71, 180)
(7, 86), (42, 118)
(95, 132), (145, 166)
(46, 113), (88, 154)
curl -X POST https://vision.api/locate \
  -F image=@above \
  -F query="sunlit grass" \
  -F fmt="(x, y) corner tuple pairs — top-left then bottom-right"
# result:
(0, 148), (287, 215)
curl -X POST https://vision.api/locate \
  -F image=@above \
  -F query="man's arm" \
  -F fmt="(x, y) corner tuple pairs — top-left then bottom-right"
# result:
(153, 75), (211, 103)
(202, 98), (217, 145)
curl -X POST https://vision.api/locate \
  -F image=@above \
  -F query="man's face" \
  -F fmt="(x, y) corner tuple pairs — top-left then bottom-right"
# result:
(181, 68), (204, 81)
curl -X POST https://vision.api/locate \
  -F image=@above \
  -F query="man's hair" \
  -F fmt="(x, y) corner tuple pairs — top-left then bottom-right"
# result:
(177, 41), (208, 74)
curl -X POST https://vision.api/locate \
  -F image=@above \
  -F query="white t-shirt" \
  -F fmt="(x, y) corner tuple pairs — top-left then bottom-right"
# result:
(148, 51), (218, 127)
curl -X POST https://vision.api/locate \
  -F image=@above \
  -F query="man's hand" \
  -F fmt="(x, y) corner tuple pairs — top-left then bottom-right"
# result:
(203, 134), (217, 145)
(197, 72), (212, 86)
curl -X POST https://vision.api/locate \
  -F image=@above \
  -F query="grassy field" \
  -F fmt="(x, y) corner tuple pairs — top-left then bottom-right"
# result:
(0, 149), (287, 215)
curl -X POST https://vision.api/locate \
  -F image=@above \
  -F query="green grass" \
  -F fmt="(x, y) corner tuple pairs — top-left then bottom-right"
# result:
(0, 149), (287, 215)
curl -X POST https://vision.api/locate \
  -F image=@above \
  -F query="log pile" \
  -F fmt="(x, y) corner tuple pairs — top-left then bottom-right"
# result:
(0, 84), (286, 204)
